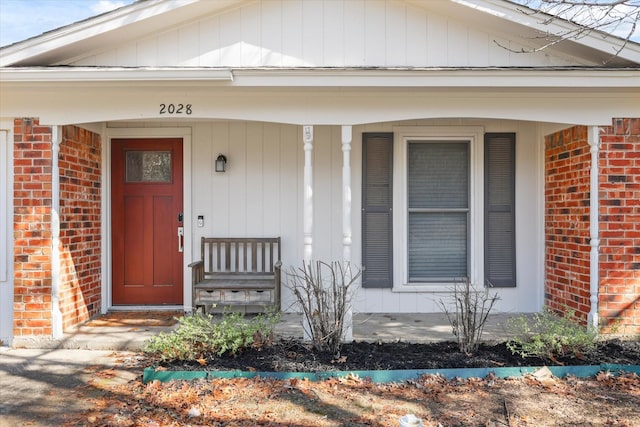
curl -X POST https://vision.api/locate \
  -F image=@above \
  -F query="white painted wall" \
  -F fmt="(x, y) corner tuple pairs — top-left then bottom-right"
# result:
(110, 117), (543, 314)
(68, 0), (588, 68)
(0, 120), (13, 344)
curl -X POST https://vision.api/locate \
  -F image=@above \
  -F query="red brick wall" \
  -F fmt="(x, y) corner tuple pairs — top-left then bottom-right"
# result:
(13, 118), (53, 336)
(545, 119), (640, 334)
(545, 126), (592, 323)
(598, 118), (640, 334)
(58, 126), (102, 330)
(13, 118), (102, 337)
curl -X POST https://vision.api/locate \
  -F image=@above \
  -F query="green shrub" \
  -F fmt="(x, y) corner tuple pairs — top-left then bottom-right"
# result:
(506, 307), (597, 362)
(143, 310), (280, 362)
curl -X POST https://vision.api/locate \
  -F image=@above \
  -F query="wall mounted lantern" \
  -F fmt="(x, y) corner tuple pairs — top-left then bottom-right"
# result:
(215, 154), (227, 172)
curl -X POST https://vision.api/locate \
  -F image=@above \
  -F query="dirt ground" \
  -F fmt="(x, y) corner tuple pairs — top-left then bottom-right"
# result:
(55, 368), (640, 426)
(3, 350), (636, 427)
(5, 339), (639, 426)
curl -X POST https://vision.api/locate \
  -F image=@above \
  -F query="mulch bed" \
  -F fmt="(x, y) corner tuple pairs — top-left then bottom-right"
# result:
(155, 337), (640, 373)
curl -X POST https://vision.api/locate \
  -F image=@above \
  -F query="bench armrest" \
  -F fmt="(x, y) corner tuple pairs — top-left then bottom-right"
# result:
(189, 260), (204, 284)
(274, 260), (282, 309)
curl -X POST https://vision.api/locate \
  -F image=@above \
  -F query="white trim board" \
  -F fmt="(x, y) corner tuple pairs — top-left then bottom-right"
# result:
(102, 126), (193, 312)
(0, 120), (14, 344)
(392, 126), (484, 293)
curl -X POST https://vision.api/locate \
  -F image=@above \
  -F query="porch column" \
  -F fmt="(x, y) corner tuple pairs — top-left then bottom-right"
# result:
(341, 125), (354, 342)
(303, 125), (314, 262)
(51, 126), (63, 339)
(588, 126), (601, 332)
(342, 125), (353, 261)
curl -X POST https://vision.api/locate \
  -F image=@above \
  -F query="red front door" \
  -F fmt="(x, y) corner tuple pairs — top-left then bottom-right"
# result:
(111, 138), (184, 305)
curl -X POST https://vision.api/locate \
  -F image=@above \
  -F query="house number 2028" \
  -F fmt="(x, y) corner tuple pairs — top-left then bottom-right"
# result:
(159, 103), (192, 115)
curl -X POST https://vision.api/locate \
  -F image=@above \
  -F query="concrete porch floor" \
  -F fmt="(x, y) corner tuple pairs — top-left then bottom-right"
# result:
(12, 312), (524, 351)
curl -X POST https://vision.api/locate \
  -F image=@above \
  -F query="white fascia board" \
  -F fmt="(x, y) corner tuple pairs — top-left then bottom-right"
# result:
(229, 68), (640, 88)
(451, 0), (640, 64)
(0, 0), (242, 67)
(1, 67), (638, 88)
(0, 67), (233, 82)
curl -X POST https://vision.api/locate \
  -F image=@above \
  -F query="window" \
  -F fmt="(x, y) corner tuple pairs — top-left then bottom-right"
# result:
(125, 151), (172, 183)
(393, 127), (483, 289)
(407, 141), (469, 281)
(362, 127), (516, 291)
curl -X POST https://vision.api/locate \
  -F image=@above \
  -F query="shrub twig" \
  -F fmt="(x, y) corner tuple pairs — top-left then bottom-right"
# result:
(286, 260), (360, 354)
(438, 278), (500, 353)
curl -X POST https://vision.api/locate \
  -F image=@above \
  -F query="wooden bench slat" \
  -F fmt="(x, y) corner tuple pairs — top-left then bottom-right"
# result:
(191, 237), (281, 314)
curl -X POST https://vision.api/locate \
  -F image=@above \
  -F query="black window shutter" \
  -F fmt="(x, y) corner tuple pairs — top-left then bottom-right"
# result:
(484, 133), (516, 287)
(362, 133), (393, 288)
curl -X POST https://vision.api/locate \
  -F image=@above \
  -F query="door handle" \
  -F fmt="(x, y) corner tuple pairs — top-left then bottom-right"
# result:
(177, 227), (184, 253)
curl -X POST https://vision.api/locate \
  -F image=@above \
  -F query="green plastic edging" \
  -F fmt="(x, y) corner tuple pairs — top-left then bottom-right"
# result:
(143, 364), (640, 384)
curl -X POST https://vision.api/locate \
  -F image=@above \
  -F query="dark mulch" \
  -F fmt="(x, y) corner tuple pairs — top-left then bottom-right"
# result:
(156, 338), (640, 373)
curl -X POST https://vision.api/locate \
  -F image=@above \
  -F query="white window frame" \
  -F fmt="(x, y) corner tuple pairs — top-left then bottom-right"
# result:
(392, 126), (484, 292)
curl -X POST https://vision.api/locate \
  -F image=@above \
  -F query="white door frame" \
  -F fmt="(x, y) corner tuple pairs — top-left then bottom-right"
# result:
(0, 120), (14, 344)
(102, 126), (193, 313)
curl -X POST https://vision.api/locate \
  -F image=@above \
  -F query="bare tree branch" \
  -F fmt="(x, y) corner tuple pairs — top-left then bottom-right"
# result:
(498, 0), (640, 61)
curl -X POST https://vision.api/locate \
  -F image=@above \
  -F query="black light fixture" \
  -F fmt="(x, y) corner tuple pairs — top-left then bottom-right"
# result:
(215, 154), (227, 172)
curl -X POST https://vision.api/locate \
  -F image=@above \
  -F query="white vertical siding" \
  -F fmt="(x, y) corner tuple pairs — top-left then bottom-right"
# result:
(108, 117), (543, 314)
(200, 15), (221, 66)
(344, 0), (366, 66)
(188, 121), (304, 307)
(69, 0), (588, 68)
(312, 125), (334, 261)
(303, 0), (324, 66)
(261, 0), (283, 66)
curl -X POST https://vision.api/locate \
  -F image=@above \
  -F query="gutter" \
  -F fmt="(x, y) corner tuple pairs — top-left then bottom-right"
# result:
(588, 127), (601, 332)
(1, 67), (639, 88)
(51, 126), (63, 339)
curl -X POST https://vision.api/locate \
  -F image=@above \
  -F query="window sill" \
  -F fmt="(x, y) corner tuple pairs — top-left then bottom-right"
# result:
(392, 284), (460, 293)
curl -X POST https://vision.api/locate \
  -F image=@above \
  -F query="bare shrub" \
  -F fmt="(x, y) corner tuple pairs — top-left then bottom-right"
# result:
(438, 279), (500, 354)
(286, 260), (361, 354)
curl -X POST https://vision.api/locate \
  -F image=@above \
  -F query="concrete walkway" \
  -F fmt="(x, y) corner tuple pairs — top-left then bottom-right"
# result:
(10, 312), (521, 351)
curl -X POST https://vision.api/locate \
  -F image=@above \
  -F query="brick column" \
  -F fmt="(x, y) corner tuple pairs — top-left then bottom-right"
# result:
(545, 119), (640, 334)
(598, 118), (640, 334)
(545, 126), (592, 322)
(58, 126), (102, 330)
(13, 118), (53, 337)
(13, 118), (103, 339)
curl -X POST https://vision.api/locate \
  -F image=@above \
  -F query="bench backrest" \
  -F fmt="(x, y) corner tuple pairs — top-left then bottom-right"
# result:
(200, 237), (281, 276)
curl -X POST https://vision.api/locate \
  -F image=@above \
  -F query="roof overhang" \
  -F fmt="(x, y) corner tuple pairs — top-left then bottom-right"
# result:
(1, 66), (639, 88)
(445, 0), (640, 65)
(1, 67), (638, 127)
(0, 67), (234, 82)
(0, 0), (244, 67)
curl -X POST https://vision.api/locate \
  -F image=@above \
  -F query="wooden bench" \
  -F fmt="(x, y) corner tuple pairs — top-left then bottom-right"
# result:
(189, 237), (281, 314)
